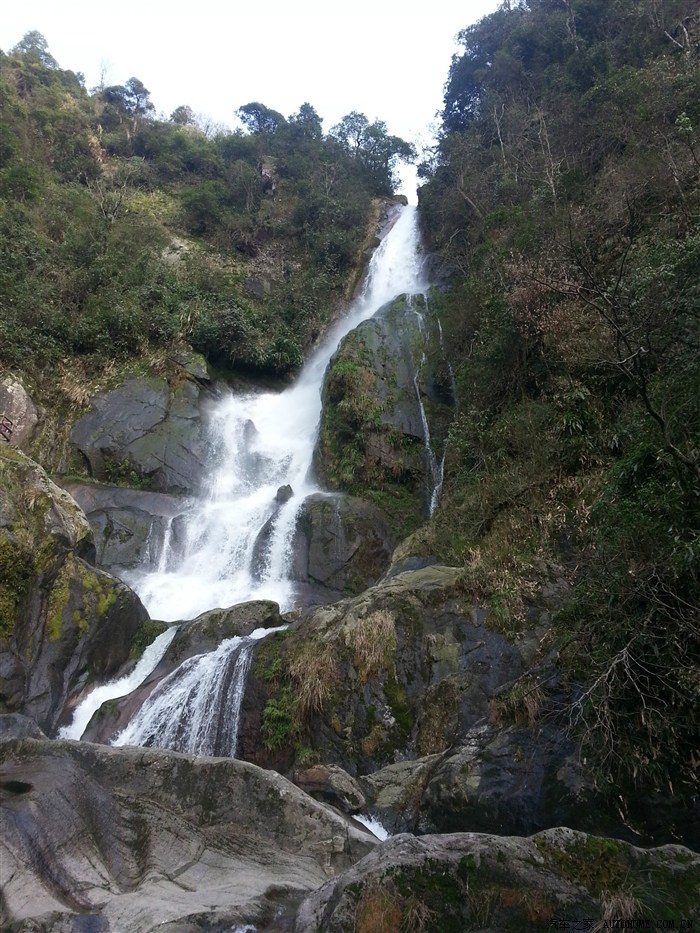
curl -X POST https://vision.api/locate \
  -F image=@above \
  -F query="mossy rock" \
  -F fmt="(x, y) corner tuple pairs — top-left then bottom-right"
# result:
(0, 446), (147, 731)
(294, 828), (700, 931)
(314, 294), (454, 540)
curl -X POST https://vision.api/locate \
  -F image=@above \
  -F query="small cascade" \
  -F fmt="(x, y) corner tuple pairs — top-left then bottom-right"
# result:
(429, 317), (454, 515)
(353, 813), (390, 840)
(435, 315), (458, 402)
(112, 625), (285, 756)
(408, 299), (446, 515)
(156, 516), (174, 573)
(58, 626), (178, 741)
(412, 355), (443, 514)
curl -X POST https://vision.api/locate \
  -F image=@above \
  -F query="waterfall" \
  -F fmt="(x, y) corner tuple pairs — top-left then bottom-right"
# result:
(123, 204), (428, 623)
(412, 347), (443, 515)
(428, 314), (455, 515)
(103, 205), (428, 758)
(155, 516), (174, 573)
(112, 625), (286, 755)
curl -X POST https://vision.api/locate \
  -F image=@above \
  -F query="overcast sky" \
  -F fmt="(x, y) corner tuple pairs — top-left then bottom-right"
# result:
(1, 1), (501, 196)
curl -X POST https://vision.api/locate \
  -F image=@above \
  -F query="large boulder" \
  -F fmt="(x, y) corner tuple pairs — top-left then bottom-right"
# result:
(0, 373), (39, 451)
(315, 294), (453, 539)
(70, 355), (213, 494)
(239, 565), (539, 775)
(291, 492), (394, 602)
(294, 828), (700, 932)
(0, 446), (148, 733)
(0, 733), (376, 932)
(360, 722), (633, 842)
(417, 723), (598, 837)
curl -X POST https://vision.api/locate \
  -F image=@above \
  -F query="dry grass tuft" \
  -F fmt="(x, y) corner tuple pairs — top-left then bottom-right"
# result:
(346, 608), (397, 684)
(289, 645), (339, 719)
(353, 881), (402, 933)
(491, 675), (546, 728)
(595, 889), (642, 932)
(58, 359), (116, 406)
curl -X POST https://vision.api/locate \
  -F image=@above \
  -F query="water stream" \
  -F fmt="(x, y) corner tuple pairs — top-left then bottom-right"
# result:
(63, 204), (431, 752)
(111, 625), (287, 756)
(58, 626), (178, 741)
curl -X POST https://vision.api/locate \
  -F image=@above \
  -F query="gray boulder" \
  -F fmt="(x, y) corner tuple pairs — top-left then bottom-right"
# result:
(240, 565), (536, 775)
(0, 446), (148, 733)
(360, 722), (623, 841)
(0, 373), (39, 450)
(292, 492), (394, 601)
(294, 763), (367, 814)
(71, 362), (213, 494)
(0, 736), (376, 932)
(61, 480), (188, 572)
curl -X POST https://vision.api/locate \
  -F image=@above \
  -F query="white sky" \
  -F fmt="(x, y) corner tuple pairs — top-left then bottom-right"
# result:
(1, 1), (501, 196)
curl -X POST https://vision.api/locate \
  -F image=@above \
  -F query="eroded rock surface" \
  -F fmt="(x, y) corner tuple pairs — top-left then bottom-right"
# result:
(61, 480), (188, 572)
(0, 734), (376, 932)
(292, 492), (394, 602)
(0, 374), (39, 450)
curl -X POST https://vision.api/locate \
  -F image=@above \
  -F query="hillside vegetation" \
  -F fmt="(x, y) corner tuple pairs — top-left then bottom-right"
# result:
(419, 0), (699, 809)
(0, 31), (412, 383)
(2, 3), (698, 833)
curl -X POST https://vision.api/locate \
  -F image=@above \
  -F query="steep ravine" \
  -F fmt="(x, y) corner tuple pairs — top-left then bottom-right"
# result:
(1, 204), (698, 931)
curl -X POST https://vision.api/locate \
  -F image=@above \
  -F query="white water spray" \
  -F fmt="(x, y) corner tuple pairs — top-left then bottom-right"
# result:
(124, 205), (429, 622)
(353, 813), (390, 841)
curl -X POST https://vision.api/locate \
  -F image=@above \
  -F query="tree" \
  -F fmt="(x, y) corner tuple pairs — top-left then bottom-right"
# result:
(100, 77), (154, 135)
(11, 31), (58, 69)
(330, 112), (415, 194)
(170, 105), (195, 126)
(236, 101), (286, 135)
(123, 77), (154, 124)
(288, 102), (323, 140)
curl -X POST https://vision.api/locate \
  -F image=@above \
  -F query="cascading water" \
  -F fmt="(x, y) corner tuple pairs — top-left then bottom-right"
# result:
(112, 625), (285, 756)
(124, 204), (429, 623)
(69, 205), (431, 755)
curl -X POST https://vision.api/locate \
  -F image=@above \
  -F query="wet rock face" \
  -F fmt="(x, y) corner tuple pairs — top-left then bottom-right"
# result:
(292, 492), (394, 601)
(315, 294), (453, 540)
(0, 446), (148, 733)
(0, 735), (376, 933)
(70, 358), (214, 494)
(294, 828), (700, 932)
(61, 480), (188, 573)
